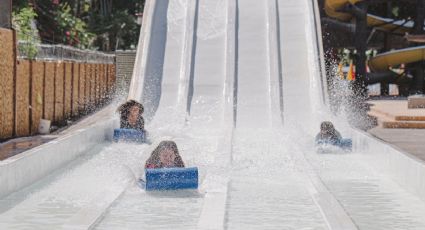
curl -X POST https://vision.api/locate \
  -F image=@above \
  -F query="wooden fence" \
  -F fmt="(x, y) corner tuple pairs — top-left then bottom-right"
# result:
(0, 29), (116, 140)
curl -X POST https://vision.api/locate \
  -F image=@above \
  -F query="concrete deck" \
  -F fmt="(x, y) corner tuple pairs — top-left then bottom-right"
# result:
(0, 136), (56, 161)
(0, 105), (116, 162)
(368, 127), (425, 162)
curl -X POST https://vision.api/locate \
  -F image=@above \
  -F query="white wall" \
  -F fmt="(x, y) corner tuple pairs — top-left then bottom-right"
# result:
(351, 129), (425, 202)
(0, 118), (116, 199)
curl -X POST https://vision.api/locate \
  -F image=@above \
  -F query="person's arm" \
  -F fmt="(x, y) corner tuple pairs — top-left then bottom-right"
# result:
(138, 116), (145, 131)
(120, 113), (129, 129)
(175, 156), (185, 167)
(120, 118), (125, 129)
(335, 130), (342, 140)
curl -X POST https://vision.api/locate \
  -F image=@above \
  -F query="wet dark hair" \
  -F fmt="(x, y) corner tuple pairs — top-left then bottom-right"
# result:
(117, 100), (144, 116)
(145, 141), (185, 168)
(320, 121), (334, 131)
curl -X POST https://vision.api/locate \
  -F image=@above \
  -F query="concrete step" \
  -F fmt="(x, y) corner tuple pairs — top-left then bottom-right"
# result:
(368, 110), (425, 129)
(369, 100), (425, 125)
(369, 106), (425, 121)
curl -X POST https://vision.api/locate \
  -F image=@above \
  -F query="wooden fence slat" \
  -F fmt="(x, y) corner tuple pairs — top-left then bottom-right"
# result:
(85, 64), (92, 111)
(108, 64), (112, 96)
(79, 63), (86, 112)
(44, 62), (55, 121)
(15, 60), (30, 136)
(0, 29), (15, 139)
(99, 64), (103, 103)
(64, 62), (72, 119)
(31, 61), (44, 134)
(111, 64), (116, 94)
(95, 64), (100, 104)
(94, 64), (98, 104)
(72, 63), (79, 116)
(90, 64), (96, 109)
(110, 64), (115, 93)
(101, 64), (106, 102)
(54, 62), (64, 123)
(104, 64), (108, 100)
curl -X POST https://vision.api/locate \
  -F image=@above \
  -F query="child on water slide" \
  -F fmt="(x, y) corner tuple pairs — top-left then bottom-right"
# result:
(117, 100), (145, 131)
(315, 121), (342, 145)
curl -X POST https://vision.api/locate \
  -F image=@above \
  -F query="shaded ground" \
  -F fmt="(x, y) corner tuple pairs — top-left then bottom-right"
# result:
(368, 127), (425, 162)
(0, 136), (56, 161)
(0, 104), (117, 161)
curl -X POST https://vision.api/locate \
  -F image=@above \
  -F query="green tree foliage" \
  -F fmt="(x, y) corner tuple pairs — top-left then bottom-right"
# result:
(55, 3), (93, 48)
(88, 0), (144, 51)
(13, 6), (40, 59)
(12, 0), (144, 51)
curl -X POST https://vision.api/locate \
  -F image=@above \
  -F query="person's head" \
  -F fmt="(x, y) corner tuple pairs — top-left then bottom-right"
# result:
(146, 141), (185, 168)
(320, 121), (335, 134)
(117, 100), (144, 123)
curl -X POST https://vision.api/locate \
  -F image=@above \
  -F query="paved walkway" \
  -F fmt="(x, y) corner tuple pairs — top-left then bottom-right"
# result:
(368, 127), (425, 162)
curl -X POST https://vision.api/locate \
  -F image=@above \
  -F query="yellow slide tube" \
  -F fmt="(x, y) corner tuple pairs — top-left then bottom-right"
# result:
(368, 46), (425, 72)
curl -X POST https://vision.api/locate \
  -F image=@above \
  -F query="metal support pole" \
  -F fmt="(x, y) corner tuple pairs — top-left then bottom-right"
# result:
(380, 1), (393, 96)
(353, 1), (368, 100)
(409, 0), (425, 94)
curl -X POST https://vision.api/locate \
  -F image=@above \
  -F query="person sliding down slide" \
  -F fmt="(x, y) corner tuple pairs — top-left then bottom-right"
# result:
(315, 121), (352, 152)
(114, 100), (150, 143)
(139, 141), (197, 191)
(117, 100), (145, 131)
(315, 121), (341, 144)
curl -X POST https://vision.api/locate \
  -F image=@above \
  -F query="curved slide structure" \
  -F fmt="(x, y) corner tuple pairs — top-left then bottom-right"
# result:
(2, 0), (425, 229)
(324, 0), (424, 35)
(368, 45), (425, 72)
(324, 0), (425, 82)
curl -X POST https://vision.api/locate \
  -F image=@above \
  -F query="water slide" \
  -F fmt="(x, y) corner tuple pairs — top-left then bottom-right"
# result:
(2, 0), (425, 229)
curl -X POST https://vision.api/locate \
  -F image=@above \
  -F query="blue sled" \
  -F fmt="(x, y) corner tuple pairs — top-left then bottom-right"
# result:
(113, 128), (145, 143)
(316, 138), (352, 151)
(139, 167), (198, 191)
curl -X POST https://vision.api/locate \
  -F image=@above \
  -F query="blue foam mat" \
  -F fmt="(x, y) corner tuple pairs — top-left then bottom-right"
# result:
(140, 167), (198, 191)
(316, 138), (352, 150)
(113, 128), (145, 143)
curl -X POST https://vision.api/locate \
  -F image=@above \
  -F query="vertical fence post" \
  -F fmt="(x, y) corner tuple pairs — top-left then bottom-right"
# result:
(31, 61), (45, 134)
(44, 62), (55, 122)
(0, 29), (15, 140)
(79, 63), (86, 114)
(29, 61), (33, 134)
(64, 62), (72, 119)
(15, 60), (31, 136)
(12, 29), (17, 138)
